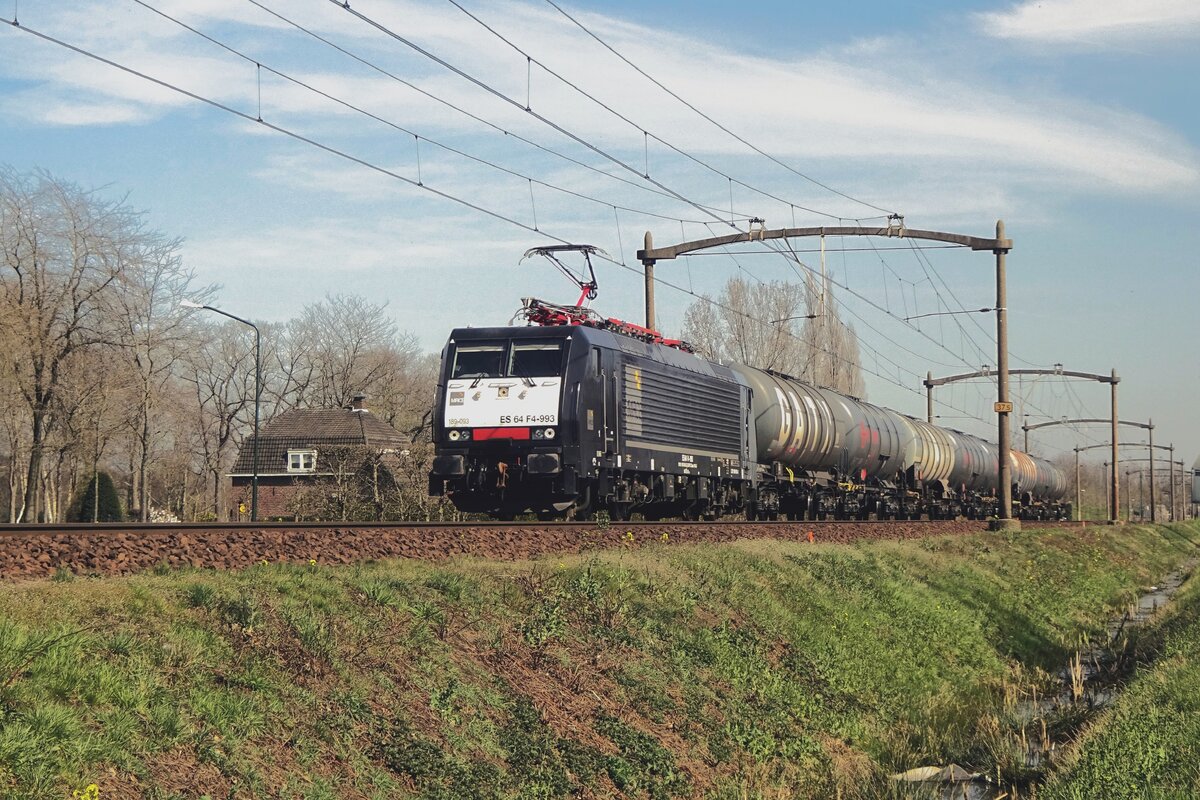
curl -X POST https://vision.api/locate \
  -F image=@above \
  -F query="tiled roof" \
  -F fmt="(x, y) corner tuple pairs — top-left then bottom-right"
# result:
(229, 409), (409, 475)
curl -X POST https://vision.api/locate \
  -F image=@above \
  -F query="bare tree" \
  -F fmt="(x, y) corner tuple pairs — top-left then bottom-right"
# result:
(0, 299), (29, 520)
(274, 294), (409, 409)
(801, 269), (866, 397)
(0, 168), (139, 521)
(269, 292), (435, 438)
(682, 278), (808, 373)
(112, 241), (216, 520)
(180, 319), (258, 520)
(681, 274), (865, 396)
(52, 347), (133, 521)
(371, 351), (440, 441)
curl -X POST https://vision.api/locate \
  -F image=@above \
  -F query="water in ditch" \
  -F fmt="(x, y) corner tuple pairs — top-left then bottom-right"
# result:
(891, 561), (1195, 800)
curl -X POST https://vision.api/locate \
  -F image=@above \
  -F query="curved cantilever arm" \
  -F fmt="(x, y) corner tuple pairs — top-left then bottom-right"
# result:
(926, 369), (1117, 388)
(1027, 418), (1150, 433)
(637, 225), (1011, 262)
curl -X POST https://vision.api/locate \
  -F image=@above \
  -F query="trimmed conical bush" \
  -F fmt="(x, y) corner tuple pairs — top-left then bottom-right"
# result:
(69, 471), (123, 522)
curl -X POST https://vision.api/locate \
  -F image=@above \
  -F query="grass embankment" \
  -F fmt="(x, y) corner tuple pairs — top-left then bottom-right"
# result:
(0, 523), (1197, 799)
(1041, 555), (1200, 800)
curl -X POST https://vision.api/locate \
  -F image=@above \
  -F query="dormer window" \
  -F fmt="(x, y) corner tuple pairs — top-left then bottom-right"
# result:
(287, 449), (317, 473)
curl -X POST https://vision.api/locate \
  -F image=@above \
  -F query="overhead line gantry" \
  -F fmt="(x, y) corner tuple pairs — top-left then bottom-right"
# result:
(640, 218), (1022, 527)
(924, 366), (1121, 524)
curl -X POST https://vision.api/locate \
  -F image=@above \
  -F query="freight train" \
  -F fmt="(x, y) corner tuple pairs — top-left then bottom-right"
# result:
(428, 299), (1069, 521)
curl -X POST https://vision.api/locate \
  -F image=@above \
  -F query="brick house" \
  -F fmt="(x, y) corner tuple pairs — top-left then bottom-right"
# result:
(227, 395), (410, 520)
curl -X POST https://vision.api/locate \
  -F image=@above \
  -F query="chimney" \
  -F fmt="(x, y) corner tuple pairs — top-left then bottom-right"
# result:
(350, 393), (368, 412)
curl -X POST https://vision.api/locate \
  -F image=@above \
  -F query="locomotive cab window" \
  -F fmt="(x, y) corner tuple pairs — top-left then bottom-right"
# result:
(451, 342), (505, 380)
(509, 341), (563, 378)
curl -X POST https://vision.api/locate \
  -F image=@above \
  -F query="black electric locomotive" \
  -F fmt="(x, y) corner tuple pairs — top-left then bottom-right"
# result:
(429, 322), (753, 520)
(429, 289), (1070, 521)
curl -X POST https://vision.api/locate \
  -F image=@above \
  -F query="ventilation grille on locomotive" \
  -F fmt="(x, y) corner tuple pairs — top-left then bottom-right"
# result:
(621, 361), (742, 455)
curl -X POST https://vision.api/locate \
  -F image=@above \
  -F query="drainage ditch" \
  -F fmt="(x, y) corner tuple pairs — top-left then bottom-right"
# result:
(892, 560), (1197, 799)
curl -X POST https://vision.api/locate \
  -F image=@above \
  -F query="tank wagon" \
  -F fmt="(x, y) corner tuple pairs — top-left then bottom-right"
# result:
(429, 320), (1069, 521)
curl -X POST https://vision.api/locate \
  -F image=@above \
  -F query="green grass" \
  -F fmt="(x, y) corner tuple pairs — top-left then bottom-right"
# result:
(0, 522), (1196, 799)
(1040, 558), (1200, 800)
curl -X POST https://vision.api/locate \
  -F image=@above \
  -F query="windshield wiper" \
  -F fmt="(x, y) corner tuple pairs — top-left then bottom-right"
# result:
(512, 365), (536, 387)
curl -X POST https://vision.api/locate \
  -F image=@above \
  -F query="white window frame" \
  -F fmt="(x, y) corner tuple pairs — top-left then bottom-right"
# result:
(287, 449), (317, 473)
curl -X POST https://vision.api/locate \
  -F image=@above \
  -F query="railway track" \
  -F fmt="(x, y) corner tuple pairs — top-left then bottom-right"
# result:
(0, 517), (982, 535)
(0, 518), (1081, 582)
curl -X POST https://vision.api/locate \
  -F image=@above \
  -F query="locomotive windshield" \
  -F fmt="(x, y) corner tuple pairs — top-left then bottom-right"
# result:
(452, 342), (505, 379)
(509, 341), (562, 377)
(450, 339), (564, 380)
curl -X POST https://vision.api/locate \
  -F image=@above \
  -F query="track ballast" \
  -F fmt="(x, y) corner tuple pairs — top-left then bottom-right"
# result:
(0, 519), (1082, 581)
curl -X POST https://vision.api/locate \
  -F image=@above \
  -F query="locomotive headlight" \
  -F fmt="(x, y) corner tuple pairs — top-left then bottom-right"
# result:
(543, 427), (556, 439)
(532, 429), (544, 440)
(460, 429), (471, 440)
(448, 430), (461, 441)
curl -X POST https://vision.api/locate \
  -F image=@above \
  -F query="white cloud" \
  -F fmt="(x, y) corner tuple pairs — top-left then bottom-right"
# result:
(2, 0), (1197, 225)
(979, 0), (1200, 43)
(40, 100), (148, 126)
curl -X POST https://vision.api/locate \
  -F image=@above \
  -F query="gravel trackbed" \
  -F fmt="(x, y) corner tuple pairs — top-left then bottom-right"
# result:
(0, 519), (1080, 581)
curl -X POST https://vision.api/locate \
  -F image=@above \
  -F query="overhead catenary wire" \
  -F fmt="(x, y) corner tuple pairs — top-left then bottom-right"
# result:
(429, 0), (878, 224)
(328, 0), (942, 382)
(2, 15), (989, 423)
(764, 227), (1069, 427)
(129, 0), (737, 227)
(243, 0), (763, 225)
(760, 236), (985, 371)
(907, 238), (1055, 369)
(3, 21), (549, 239)
(754, 235), (1072, 431)
(253, 0), (945, 371)
(900, 240), (1097, 433)
(771, 238), (970, 373)
(327, 0), (760, 238)
(541, 0), (896, 217)
(19, 8), (1090, 444)
(257, 0), (1008, 411)
(906, 239), (994, 361)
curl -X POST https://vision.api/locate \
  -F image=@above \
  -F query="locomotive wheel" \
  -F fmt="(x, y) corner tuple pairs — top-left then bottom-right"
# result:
(536, 510), (558, 521)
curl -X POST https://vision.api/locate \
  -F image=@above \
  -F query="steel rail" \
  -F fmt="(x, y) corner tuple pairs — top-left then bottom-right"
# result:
(0, 518), (1004, 537)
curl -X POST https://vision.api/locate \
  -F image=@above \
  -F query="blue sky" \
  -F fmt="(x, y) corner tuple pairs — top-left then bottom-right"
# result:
(2, 0), (1198, 477)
